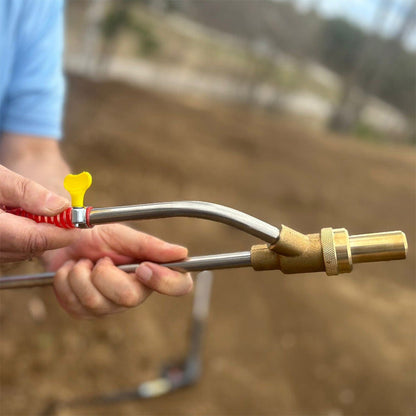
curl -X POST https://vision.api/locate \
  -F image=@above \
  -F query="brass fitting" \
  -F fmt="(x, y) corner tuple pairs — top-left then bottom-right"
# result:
(251, 225), (408, 275)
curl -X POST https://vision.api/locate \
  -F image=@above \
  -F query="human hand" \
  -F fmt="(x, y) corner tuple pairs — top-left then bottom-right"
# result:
(44, 224), (193, 318)
(0, 165), (75, 262)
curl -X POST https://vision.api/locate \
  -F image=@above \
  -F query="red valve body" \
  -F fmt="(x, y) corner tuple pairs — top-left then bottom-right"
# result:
(5, 207), (75, 229)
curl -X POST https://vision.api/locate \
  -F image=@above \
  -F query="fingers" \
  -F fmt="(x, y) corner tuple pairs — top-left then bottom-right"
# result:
(0, 164), (70, 215)
(53, 257), (152, 318)
(136, 262), (193, 296)
(0, 165), (74, 263)
(54, 260), (91, 318)
(0, 213), (77, 261)
(93, 224), (188, 263)
(91, 257), (152, 307)
(48, 224), (193, 318)
(67, 259), (123, 316)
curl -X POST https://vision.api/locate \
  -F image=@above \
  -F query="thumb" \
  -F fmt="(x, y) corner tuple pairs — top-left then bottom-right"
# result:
(0, 165), (70, 215)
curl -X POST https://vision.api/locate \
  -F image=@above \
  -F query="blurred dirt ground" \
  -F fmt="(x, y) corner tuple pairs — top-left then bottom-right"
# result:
(0, 76), (415, 416)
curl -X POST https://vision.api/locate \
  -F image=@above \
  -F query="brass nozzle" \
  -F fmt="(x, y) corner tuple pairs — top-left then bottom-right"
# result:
(349, 231), (408, 263)
(321, 228), (408, 275)
(251, 225), (408, 275)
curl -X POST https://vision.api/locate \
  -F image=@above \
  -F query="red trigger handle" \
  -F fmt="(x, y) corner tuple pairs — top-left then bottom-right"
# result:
(4, 207), (93, 229)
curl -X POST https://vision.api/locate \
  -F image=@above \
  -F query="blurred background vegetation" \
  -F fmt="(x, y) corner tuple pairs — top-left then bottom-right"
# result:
(65, 0), (415, 144)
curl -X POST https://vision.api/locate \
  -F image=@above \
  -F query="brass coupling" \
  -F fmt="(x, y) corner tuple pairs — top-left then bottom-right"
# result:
(251, 225), (408, 275)
(321, 228), (352, 275)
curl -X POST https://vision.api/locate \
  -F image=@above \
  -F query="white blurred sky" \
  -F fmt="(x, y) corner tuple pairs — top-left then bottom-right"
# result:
(285, 0), (416, 50)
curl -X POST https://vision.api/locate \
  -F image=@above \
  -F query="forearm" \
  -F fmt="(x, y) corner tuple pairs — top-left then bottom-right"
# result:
(0, 133), (71, 196)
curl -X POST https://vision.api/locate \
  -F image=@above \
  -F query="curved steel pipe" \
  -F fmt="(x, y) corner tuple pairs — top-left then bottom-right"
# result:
(90, 201), (280, 244)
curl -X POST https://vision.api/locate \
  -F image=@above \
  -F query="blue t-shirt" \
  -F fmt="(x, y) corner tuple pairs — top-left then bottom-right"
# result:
(0, 0), (65, 139)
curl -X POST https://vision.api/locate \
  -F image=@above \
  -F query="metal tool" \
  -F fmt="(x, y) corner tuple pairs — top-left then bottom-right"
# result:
(1, 172), (408, 289)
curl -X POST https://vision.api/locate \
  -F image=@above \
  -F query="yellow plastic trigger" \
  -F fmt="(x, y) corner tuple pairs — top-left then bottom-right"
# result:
(64, 172), (92, 207)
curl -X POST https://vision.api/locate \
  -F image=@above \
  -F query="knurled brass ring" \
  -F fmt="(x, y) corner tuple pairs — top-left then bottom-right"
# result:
(321, 227), (338, 276)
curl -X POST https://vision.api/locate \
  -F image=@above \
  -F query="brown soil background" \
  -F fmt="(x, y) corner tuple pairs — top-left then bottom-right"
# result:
(0, 76), (415, 416)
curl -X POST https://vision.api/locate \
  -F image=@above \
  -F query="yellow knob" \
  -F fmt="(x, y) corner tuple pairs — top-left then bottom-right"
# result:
(64, 172), (92, 207)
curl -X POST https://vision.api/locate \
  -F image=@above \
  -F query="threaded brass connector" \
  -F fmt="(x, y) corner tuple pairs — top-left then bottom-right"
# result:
(321, 228), (352, 275)
(251, 225), (408, 275)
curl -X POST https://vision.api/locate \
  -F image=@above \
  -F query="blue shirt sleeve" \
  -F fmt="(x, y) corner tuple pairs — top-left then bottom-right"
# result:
(2, 0), (65, 139)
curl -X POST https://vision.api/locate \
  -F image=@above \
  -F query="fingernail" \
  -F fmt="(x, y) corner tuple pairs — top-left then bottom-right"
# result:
(136, 264), (152, 282)
(45, 193), (70, 213)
